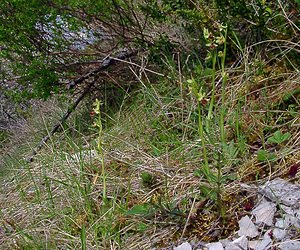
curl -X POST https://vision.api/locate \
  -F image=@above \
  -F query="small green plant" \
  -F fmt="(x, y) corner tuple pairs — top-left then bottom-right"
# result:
(141, 172), (156, 187)
(127, 203), (153, 216)
(257, 130), (291, 162)
(267, 130), (291, 145)
(257, 149), (277, 162)
(126, 195), (184, 226)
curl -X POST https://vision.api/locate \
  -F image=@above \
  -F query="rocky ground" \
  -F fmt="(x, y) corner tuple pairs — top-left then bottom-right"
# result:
(166, 178), (300, 250)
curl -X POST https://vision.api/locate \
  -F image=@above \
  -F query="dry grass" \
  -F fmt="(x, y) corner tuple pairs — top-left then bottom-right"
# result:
(0, 41), (300, 249)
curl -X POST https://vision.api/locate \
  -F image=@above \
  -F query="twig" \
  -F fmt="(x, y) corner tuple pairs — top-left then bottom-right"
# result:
(110, 56), (166, 77)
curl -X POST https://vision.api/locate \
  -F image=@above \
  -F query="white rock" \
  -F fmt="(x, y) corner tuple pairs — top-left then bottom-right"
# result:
(231, 235), (248, 250)
(278, 240), (300, 250)
(247, 231), (272, 250)
(224, 244), (240, 250)
(281, 205), (300, 229)
(206, 242), (224, 250)
(224, 241), (241, 250)
(251, 232), (272, 250)
(248, 233), (272, 250)
(273, 219), (288, 240)
(260, 178), (300, 207)
(248, 240), (260, 249)
(174, 242), (192, 250)
(252, 201), (276, 226)
(238, 215), (259, 238)
(286, 214), (300, 229)
(223, 237), (248, 250)
(294, 208), (300, 228)
(281, 204), (294, 215)
(219, 239), (231, 249)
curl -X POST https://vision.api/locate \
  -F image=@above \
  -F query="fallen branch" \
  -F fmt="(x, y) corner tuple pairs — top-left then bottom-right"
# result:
(26, 80), (95, 162)
(67, 48), (138, 89)
(26, 48), (137, 162)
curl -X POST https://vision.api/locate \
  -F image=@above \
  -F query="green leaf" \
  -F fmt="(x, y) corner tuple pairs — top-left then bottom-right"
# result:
(141, 172), (154, 186)
(205, 172), (218, 183)
(223, 140), (239, 159)
(199, 185), (217, 200)
(126, 204), (151, 215)
(267, 130), (291, 144)
(257, 150), (268, 161)
(203, 27), (210, 39)
(257, 150), (277, 162)
(265, 7), (272, 15)
(135, 222), (148, 232)
(80, 225), (86, 250)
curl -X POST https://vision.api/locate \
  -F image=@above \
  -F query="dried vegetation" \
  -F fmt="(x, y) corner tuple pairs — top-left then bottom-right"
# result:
(0, 0), (300, 249)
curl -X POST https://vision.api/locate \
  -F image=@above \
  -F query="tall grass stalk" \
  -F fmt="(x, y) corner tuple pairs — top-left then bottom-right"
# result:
(81, 225), (87, 250)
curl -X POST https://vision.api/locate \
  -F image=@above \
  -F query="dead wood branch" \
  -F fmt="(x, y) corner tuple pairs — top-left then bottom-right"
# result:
(67, 48), (138, 90)
(26, 48), (137, 163)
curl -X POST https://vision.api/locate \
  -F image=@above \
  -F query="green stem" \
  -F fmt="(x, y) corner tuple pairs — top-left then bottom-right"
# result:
(97, 109), (106, 202)
(207, 52), (217, 129)
(218, 25), (228, 222)
(220, 26), (228, 145)
(198, 102), (210, 177)
(216, 154), (225, 222)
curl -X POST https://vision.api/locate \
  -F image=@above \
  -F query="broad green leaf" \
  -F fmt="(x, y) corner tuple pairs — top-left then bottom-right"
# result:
(267, 130), (291, 145)
(257, 150), (277, 162)
(126, 204), (151, 215)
